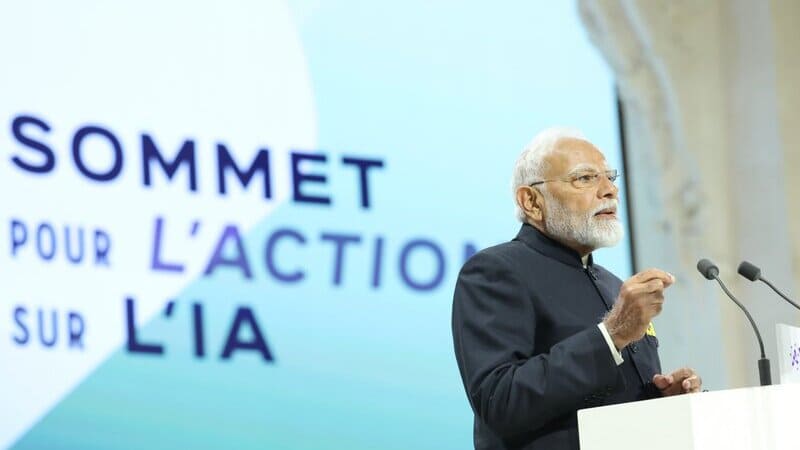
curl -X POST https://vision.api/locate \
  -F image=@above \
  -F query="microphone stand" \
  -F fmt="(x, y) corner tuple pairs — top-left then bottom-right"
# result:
(758, 277), (800, 311)
(711, 274), (772, 386)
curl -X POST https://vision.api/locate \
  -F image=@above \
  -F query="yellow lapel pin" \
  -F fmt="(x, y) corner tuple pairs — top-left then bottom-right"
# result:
(646, 322), (656, 337)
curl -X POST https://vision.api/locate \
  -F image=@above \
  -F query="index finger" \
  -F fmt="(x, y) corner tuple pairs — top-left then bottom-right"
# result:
(671, 367), (695, 381)
(631, 268), (675, 286)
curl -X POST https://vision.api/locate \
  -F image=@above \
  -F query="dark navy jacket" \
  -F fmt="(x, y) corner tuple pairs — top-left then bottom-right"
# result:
(452, 224), (662, 449)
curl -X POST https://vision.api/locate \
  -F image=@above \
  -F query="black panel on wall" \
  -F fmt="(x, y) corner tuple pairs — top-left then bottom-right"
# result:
(616, 86), (638, 275)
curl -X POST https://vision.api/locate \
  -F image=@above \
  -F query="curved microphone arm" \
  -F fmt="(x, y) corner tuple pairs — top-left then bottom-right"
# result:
(713, 276), (767, 359)
(759, 277), (800, 311)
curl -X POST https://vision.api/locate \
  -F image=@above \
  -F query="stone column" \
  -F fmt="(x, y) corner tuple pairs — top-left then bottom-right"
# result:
(578, 0), (800, 388)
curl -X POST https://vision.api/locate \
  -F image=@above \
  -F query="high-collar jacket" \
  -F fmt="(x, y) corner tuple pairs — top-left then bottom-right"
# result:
(452, 223), (662, 450)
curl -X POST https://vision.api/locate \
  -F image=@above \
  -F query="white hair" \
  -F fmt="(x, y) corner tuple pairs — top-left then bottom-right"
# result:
(511, 126), (587, 222)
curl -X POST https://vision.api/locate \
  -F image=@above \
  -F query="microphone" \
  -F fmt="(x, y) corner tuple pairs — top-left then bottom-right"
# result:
(697, 258), (772, 386)
(738, 260), (800, 311)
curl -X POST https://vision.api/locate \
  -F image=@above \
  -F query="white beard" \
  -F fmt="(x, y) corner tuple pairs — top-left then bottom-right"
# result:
(542, 193), (623, 251)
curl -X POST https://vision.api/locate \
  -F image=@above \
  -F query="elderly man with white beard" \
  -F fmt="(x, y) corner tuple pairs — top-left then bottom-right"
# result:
(452, 128), (702, 450)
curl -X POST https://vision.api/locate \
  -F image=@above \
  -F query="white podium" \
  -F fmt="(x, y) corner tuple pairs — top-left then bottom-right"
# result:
(578, 384), (800, 450)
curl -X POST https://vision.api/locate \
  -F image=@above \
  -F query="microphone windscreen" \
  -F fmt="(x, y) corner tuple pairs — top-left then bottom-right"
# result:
(697, 258), (720, 280)
(738, 261), (761, 281)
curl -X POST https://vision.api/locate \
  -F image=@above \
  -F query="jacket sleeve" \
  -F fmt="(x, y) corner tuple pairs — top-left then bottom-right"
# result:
(452, 251), (625, 438)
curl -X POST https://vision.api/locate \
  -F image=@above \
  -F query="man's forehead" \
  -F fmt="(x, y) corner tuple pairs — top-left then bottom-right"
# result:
(546, 138), (608, 172)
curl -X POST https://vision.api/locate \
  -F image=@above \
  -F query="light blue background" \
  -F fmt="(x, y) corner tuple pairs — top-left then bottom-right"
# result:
(11, 1), (630, 448)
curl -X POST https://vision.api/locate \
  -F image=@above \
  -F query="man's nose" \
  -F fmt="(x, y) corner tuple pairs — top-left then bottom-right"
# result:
(598, 176), (618, 199)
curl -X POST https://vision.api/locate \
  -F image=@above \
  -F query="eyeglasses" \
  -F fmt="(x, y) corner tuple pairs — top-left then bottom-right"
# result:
(529, 169), (620, 190)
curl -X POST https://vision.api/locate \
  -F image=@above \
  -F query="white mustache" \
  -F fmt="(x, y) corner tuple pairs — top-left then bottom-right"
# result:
(591, 201), (619, 216)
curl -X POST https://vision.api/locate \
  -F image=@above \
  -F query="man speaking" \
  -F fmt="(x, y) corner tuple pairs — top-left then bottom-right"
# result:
(451, 128), (701, 449)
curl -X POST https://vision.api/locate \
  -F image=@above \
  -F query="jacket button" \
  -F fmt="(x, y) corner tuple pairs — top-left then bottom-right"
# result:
(631, 344), (638, 353)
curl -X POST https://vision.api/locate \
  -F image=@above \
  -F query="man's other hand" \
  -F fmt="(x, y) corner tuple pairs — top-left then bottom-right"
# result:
(653, 367), (702, 395)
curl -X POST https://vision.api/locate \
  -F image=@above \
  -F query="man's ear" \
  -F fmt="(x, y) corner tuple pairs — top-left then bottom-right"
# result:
(516, 186), (543, 222)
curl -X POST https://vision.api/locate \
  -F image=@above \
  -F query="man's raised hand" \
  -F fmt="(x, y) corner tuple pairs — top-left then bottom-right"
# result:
(603, 268), (675, 349)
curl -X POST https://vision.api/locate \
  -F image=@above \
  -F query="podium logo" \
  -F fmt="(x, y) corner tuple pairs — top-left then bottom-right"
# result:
(790, 343), (800, 372)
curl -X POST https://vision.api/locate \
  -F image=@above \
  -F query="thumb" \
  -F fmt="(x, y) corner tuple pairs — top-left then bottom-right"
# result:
(652, 374), (670, 389)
